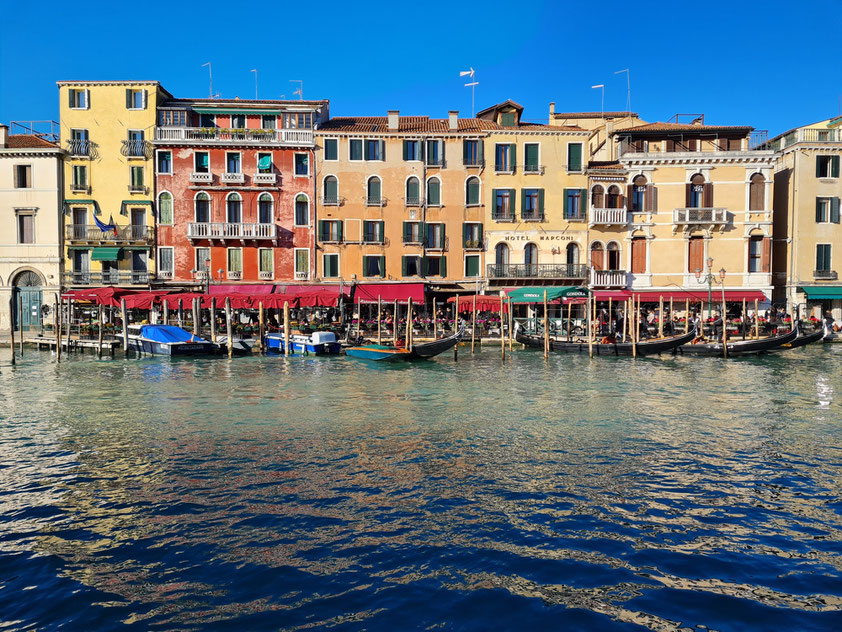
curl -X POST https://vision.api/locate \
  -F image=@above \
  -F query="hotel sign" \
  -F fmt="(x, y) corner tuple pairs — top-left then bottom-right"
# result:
(489, 231), (579, 243)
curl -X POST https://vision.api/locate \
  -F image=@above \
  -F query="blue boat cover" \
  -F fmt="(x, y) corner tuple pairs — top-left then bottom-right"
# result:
(140, 325), (208, 344)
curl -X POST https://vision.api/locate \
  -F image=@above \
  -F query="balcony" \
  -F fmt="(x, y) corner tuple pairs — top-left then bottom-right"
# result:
(813, 270), (838, 280)
(128, 184), (148, 194)
(523, 164), (544, 175)
(66, 224), (154, 244)
(405, 197), (422, 207)
(521, 210), (544, 222)
(154, 127), (314, 147)
(63, 271), (151, 286)
(294, 271), (308, 280)
(190, 172), (213, 183)
(425, 157), (445, 167)
(773, 127), (842, 150)
(221, 172), (245, 184)
(187, 222), (277, 240)
(70, 183), (91, 194)
(121, 139), (152, 158)
(258, 271), (274, 280)
(464, 239), (483, 250)
(673, 208), (729, 229)
(492, 211), (515, 222)
(253, 173), (277, 184)
(66, 139), (91, 157)
(590, 208), (628, 226)
(486, 263), (588, 280)
(365, 196), (386, 207)
(463, 158), (485, 168)
(590, 269), (628, 287)
(426, 236), (448, 251)
(228, 271), (243, 280)
(321, 195), (342, 206)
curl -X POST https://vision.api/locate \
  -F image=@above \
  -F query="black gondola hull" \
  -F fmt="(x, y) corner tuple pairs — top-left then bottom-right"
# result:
(515, 326), (697, 356)
(679, 326), (799, 356)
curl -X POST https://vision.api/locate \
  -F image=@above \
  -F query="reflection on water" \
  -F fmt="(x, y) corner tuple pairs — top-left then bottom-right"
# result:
(1, 348), (841, 630)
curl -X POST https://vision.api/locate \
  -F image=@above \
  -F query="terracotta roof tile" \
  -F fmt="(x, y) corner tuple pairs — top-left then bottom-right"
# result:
(5, 135), (58, 149)
(317, 116), (580, 134)
(554, 112), (637, 118)
(620, 122), (752, 134)
(588, 161), (623, 170)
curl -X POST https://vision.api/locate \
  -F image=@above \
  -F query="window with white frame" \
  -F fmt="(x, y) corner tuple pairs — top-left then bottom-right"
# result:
(196, 247), (210, 273)
(195, 151), (209, 173)
(294, 153), (309, 176)
(16, 211), (34, 244)
(227, 248), (243, 276)
(158, 192), (173, 225)
(324, 138), (338, 161)
(294, 194), (309, 226)
(259, 248), (274, 275)
(295, 248), (309, 278)
(13, 164), (32, 188)
(72, 165), (87, 189)
(226, 152), (241, 174)
(126, 88), (146, 110)
(157, 151), (172, 174)
(158, 247), (174, 277)
(323, 253), (339, 278)
(68, 88), (88, 109)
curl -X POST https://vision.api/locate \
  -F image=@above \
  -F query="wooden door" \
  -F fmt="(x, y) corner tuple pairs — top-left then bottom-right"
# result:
(688, 237), (704, 273)
(631, 238), (646, 274)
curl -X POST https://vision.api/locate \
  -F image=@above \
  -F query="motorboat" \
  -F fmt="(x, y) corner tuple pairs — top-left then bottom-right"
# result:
(264, 330), (342, 355)
(126, 324), (219, 356)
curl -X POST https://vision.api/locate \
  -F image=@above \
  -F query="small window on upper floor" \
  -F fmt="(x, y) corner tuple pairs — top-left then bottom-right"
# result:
(817, 155), (840, 179)
(231, 115), (246, 130)
(500, 112), (516, 128)
(294, 153), (309, 176)
(157, 151), (172, 174)
(200, 113), (216, 128)
(17, 213), (34, 244)
(403, 140), (420, 161)
(349, 139), (363, 161)
(126, 88), (146, 110)
(14, 164), (32, 188)
(365, 139), (384, 161)
(324, 138), (338, 161)
(262, 115), (276, 129)
(68, 88), (88, 109)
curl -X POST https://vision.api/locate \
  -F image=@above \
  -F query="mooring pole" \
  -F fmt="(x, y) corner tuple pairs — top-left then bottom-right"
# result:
(283, 301), (291, 356)
(225, 297), (233, 358)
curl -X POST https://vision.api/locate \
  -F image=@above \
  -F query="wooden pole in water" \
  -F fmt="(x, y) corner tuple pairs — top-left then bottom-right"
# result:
(500, 293), (505, 360)
(700, 301), (705, 338)
(258, 301), (265, 353)
(283, 301), (290, 356)
(608, 297), (613, 336)
(8, 297), (15, 365)
(394, 299), (398, 344)
(669, 297), (674, 333)
(225, 297), (233, 358)
(685, 299), (689, 334)
(567, 298), (573, 342)
(754, 298), (760, 339)
(97, 303), (103, 358)
(471, 294), (476, 353)
(433, 297), (437, 340)
(742, 297), (747, 340)
(17, 296), (23, 358)
(193, 298), (200, 336)
(407, 297), (413, 349)
(55, 295), (61, 362)
(210, 297), (216, 343)
(658, 295), (664, 338)
(163, 300), (169, 325)
(631, 297), (637, 358)
(721, 285), (728, 359)
(587, 291), (594, 358)
(66, 299), (72, 352)
(543, 289), (549, 359)
(121, 298), (128, 357)
(508, 297), (513, 352)
(178, 299), (183, 328)
(377, 295), (382, 345)
(453, 301), (458, 361)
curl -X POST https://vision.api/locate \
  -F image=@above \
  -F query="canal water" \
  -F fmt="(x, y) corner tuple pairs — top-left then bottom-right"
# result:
(1, 347), (841, 631)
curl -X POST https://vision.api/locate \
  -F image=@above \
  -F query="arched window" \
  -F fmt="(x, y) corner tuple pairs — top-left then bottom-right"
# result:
(226, 192), (242, 224)
(195, 192), (210, 223)
(367, 176), (381, 204)
(295, 194), (309, 226)
(749, 173), (765, 211)
(323, 175), (338, 204)
(406, 177), (420, 205)
(524, 243), (538, 274)
(590, 241), (605, 271)
(631, 175), (647, 212)
(606, 185), (621, 209)
(427, 177), (441, 206)
(591, 185), (604, 208)
(607, 241), (621, 271)
(689, 174), (706, 208)
(158, 191), (173, 225)
(258, 193), (273, 224)
(466, 177), (480, 206)
(566, 242), (579, 266)
(495, 242), (509, 268)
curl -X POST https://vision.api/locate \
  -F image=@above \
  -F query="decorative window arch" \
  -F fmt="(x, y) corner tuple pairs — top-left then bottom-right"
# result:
(194, 191), (210, 223)
(566, 242), (579, 266)
(323, 175), (338, 204)
(495, 242), (509, 267)
(226, 192), (242, 224)
(590, 241), (605, 270)
(406, 176), (420, 205)
(366, 175), (382, 204)
(258, 192), (273, 224)
(591, 184), (604, 208)
(157, 191), (173, 225)
(294, 193), (309, 226)
(606, 185), (621, 209)
(524, 243), (538, 272)
(606, 241), (621, 271)
(631, 175), (647, 211)
(465, 176), (480, 206)
(749, 173), (765, 211)
(426, 176), (441, 206)
(689, 173), (706, 208)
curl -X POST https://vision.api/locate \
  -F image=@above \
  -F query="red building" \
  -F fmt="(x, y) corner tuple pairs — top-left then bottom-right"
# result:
(153, 97), (329, 289)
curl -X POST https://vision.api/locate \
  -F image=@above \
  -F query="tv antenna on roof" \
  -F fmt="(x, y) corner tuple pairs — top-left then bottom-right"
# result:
(592, 84), (605, 118)
(290, 80), (303, 100)
(460, 68), (478, 117)
(202, 62), (213, 99)
(615, 68), (631, 113)
(251, 69), (258, 100)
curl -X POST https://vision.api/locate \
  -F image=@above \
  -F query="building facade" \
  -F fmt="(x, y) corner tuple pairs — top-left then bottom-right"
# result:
(0, 125), (64, 332)
(58, 81), (169, 288)
(768, 117), (842, 317)
(153, 98), (328, 289)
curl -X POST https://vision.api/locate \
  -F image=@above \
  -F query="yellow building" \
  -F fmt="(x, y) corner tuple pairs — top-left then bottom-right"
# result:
(314, 111), (497, 292)
(58, 81), (171, 287)
(768, 117), (842, 319)
(479, 101), (592, 290)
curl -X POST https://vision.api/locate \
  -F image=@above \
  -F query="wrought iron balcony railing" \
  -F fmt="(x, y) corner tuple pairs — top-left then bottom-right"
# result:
(486, 263), (588, 279)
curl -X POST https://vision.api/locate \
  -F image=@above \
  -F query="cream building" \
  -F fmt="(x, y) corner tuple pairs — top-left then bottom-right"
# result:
(0, 125), (64, 333)
(768, 117), (842, 318)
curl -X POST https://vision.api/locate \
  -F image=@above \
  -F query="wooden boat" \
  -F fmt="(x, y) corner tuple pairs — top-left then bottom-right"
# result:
(214, 335), (255, 355)
(679, 325), (799, 357)
(345, 325), (464, 362)
(126, 324), (219, 356)
(264, 331), (342, 355)
(772, 323), (826, 350)
(514, 323), (697, 356)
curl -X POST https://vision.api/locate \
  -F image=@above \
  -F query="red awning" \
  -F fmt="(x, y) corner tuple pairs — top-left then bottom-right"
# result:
(62, 287), (136, 307)
(630, 290), (767, 303)
(447, 294), (509, 313)
(353, 283), (425, 304)
(123, 291), (169, 310)
(208, 284), (275, 295)
(161, 293), (207, 310)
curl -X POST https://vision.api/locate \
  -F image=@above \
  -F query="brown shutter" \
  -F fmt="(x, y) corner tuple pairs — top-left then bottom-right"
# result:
(688, 237), (704, 273)
(666, 139), (675, 152)
(685, 183), (692, 207)
(761, 237), (771, 272)
(626, 185), (633, 210)
(591, 248), (604, 271)
(631, 238), (646, 274)
(703, 183), (714, 208)
(645, 185), (654, 212)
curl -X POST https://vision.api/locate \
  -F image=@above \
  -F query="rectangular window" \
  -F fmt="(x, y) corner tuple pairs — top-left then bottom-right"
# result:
(567, 143), (583, 171)
(816, 244), (832, 272)
(127, 130), (145, 157)
(70, 128), (89, 156)
(294, 153), (309, 175)
(363, 255), (386, 278)
(226, 152), (241, 173)
(403, 139), (419, 161)
(465, 254), (480, 277)
(688, 237), (704, 273)
(349, 139), (363, 161)
(402, 256), (421, 277)
(227, 248), (243, 273)
(494, 189), (514, 220)
(17, 213), (34, 244)
(563, 188), (584, 220)
(130, 166), (144, 190)
(126, 88), (145, 110)
(157, 151), (172, 174)
(816, 197), (831, 223)
(257, 152), (273, 173)
(500, 112), (516, 128)
(403, 221), (422, 244)
(231, 114), (245, 129)
(495, 144), (513, 172)
(158, 110), (186, 126)
(425, 256), (446, 277)
(631, 238), (647, 274)
(816, 155), (840, 179)
(295, 249), (309, 277)
(261, 115), (276, 129)
(463, 223), (482, 248)
(195, 151), (209, 173)
(319, 220), (343, 242)
(363, 220), (384, 243)
(259, 248), (274, 274)
(426, 223), (445, 249)
(425, 140), (441, 166)
(68, 88), (88, 109)
(158, 194), (173, 225)
(158, 247), (174, 276)
(72, 165), (87, 189)
(324, 138), (338, 161)
(365, 139), (384, 161)
(522, 189), (542, 220)
(200, 113), (215, 128)
(196, 248), (210, 272)
(748, 237), (763, 273)
(463, 139), (482, 166)
(14, 164), (32, 188)
(524, 143), (540, 172)
(323, 253), (339, 278)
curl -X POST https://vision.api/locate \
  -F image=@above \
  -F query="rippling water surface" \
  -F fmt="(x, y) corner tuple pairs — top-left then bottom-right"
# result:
(1, 346), (842, 631)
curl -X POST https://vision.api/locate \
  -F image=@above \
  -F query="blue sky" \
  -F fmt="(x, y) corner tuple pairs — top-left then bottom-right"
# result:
(2, 0), (841, 137)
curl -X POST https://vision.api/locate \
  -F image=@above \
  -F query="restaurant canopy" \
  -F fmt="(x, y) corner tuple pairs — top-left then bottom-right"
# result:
(447, 294), (509, 312)
(800, 286), (842, 300)
(353, 283), (425, 304)
(507, 286), (588, 304)
(631, 290), (767, 303)
(62, 286), (134, 307)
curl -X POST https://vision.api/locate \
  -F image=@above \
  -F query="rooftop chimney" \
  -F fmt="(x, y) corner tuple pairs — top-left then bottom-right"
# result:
(448, 110), (458, 131)
(549, 102), (555, 117)
(0, 125), (7, 148)
(387, 110), (399, 130)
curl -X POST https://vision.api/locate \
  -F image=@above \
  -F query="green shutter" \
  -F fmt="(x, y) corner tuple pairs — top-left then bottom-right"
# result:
(833, 156), (840, 178)
(337, 221), (343, 241)
(441, 140), (446, 166)
(125, 89), (132, 109)
(402, 140), (408, 161)
(563, 189), (571, 217)
(568, 143), (582, 171)
(403, 221), (411, 243)
(466, 255), (479, 277)
(510, 144), (516, 170)
(525, 144), (538, 169)
(817, 198), (824, 222)
(538, 189), (545, 216)
(379, 255), (386, 277)
(377, 220), (385, 242)
(318, 220), (326, 241)
(441, 223), (446, 249)
(581, 190), (588, 215)
(463, 223), (469, 245)
(401, 256), (408, 276)
(521, 189), (527, 216)
(817, 156), (823, 177)
(833, 197), (841, 224)
(440, 256), (447, 278)
(478, 139), (484, 163)
(462, 139), (469, 164)
(509, 189), (517, 214)
(380, 140), (386, 161)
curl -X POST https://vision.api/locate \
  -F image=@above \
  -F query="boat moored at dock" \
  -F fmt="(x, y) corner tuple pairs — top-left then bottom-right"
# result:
(126, 325), (219, 356)
(265, 331), (342, 355)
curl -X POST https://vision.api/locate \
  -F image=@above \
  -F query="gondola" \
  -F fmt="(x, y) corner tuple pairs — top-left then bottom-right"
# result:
(514, 322), (697, 356)
(771, 323), (826, 350)
(345, 324), (464, 361)
(679, 324), (799, 357)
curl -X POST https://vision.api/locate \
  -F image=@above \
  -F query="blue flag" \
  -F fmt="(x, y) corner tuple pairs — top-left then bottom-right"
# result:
(94, 214), (115, 233)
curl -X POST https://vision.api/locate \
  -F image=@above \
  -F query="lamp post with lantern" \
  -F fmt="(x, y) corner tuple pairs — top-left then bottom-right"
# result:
(695, 256), (726, 341)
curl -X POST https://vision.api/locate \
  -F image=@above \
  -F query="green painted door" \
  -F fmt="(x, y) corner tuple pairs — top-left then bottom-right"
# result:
(13, 271), (43, 331)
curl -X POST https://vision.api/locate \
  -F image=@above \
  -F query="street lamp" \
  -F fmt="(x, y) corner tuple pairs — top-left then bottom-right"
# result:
(694, 258), (727, 339)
